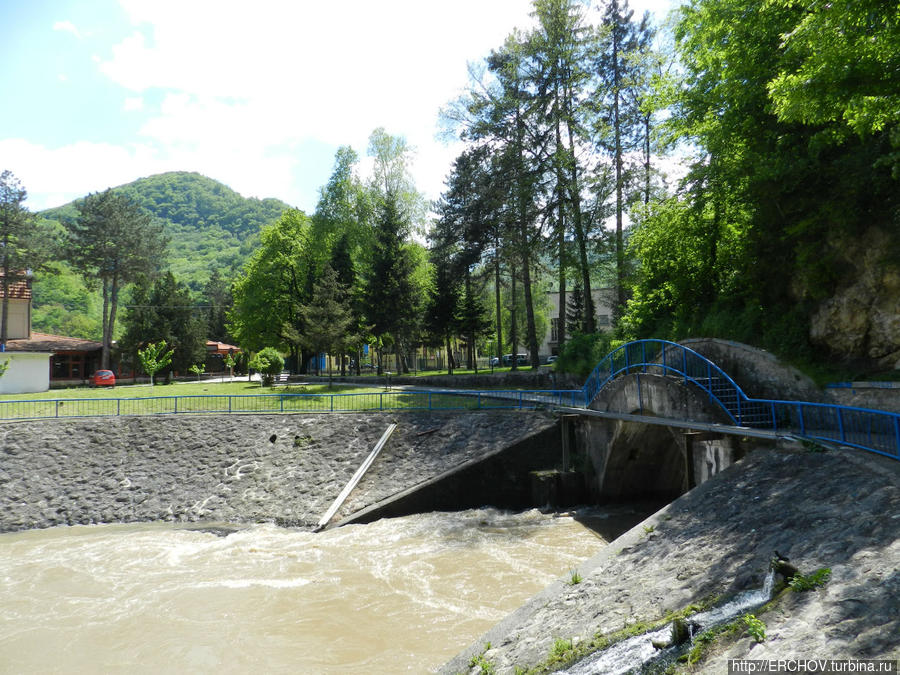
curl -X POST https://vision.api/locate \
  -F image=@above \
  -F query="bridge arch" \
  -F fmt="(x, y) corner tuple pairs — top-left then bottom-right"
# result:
(577, 373), (748, 501)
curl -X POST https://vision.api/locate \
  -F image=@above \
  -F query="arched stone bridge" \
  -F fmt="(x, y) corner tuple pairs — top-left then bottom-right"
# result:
(567, 339), (900, 502)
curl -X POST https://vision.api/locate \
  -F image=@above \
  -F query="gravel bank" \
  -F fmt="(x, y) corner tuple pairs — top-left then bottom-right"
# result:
(442, 444), (900, 673)
(0, 411), (556, 533)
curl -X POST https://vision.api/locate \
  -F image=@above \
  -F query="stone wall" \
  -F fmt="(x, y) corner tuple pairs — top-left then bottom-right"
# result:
(0, 411), (559, 533)
(680, 338), (825, 402)
(825, 384), (900, 414)
(808, 227), (900, 369)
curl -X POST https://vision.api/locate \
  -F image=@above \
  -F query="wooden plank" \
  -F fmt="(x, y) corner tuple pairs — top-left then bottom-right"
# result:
(314, 423), (397, 532)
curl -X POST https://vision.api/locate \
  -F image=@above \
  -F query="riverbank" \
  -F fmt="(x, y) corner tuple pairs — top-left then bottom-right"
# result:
(0, 411), (557, 533)
(441, 443), (900, 673)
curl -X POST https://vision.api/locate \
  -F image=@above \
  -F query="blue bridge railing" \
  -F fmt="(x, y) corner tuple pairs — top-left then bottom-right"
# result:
(2, 340), (897, 461)
(0, 389), (584, 421)
(582, 339), (900, 461)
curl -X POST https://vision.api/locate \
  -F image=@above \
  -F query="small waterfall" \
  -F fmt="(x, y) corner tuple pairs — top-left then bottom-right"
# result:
(560, 568), (777, 675)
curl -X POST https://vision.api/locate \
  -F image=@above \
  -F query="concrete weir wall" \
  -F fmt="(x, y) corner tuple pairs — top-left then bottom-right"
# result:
(578, 373), (750, 500)
(0, 411), (562, 534)
(339, 424), (563, 525)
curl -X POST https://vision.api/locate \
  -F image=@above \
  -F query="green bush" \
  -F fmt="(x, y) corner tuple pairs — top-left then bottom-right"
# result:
(249, 347), (285, 386)
(555, 332), (615, 377)
(789, 567), (831, 592)
(743, 614), (766, 643)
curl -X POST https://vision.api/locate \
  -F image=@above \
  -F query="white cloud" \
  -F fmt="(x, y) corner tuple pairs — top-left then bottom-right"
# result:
(52, 20), (83, 39)
(123, 96), (144, 111)
(21, 0), (678, 214)
(92, 0), (540, 208)
(0, 138), (298, 213)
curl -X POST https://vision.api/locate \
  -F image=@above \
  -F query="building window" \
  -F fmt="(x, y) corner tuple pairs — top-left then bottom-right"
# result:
(50, 353), (86, 379)
(597, 314), (610, 327)
(550, 318), (558, 342)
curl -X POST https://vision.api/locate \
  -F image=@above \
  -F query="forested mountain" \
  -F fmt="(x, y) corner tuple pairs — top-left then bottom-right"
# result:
(32, 172), (293, 339)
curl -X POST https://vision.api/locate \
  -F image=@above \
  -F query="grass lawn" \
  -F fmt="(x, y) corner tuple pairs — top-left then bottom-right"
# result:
(0, 379), (382, 402)
(0, 378), (534, 420)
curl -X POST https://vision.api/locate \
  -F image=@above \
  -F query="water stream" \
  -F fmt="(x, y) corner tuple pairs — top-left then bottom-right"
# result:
(0, 507), (627, 674)
(561, 569), (777, 675)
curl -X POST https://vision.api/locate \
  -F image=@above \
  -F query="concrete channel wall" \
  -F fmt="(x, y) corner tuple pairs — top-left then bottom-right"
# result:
(0, 411), (564, 534)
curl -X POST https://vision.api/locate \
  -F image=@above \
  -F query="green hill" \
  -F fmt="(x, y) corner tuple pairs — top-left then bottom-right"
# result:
(33, 171), (295, 340)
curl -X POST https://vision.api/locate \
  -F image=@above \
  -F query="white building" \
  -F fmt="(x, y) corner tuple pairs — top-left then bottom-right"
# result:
(0, 272), (51, 393)
(540, 287), (614, 357)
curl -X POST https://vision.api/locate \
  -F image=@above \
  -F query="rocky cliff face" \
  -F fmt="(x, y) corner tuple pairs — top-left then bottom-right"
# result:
(809, 228), (900, 369)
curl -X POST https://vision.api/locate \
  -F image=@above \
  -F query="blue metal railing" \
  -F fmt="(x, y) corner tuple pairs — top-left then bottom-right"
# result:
(0, 389), (585, 421)
(3, 340), (897, 461)
(582, 339), (900, 461)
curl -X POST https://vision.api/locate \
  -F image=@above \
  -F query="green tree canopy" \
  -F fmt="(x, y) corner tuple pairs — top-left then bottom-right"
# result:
(120, 272), (207, 375)
(67, 190), (168, 368)
(138, 340), (174, 386)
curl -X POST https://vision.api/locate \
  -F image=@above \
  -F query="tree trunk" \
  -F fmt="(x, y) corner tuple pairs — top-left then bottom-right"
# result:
(493, 243), (503, 360)
(446, 336), (453, 375)
(643, 112), (651, 206)
(612, 14), (626, 323)
(520, 241), (540, 369)
(556, 135), (568, 353)
(100, 279), (111, 370)
(465, 273), (474, 370)
(565, 110), (595, 334)
(509, 262), (518, 372)
(1, 232), (9, 347)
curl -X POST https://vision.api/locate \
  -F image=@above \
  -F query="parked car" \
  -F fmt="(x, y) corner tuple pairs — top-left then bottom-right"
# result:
(501, 353), (529, 366)
(546, 355), (558, 365)
(90, 370), (116, 387)
(489, 356), (500, 367)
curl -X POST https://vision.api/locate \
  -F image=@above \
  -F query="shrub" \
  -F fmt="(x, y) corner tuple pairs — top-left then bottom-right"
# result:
(743, 614), (766, 643)
(789, 568), (831, 592)
(555, 332), (615, 377)
(250, 347), (284, 386)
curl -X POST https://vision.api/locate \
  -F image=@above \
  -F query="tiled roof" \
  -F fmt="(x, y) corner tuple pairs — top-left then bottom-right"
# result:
(206, 340), (241, 353)
(6, 332), (103, 353)
(0, 270), (32, 300)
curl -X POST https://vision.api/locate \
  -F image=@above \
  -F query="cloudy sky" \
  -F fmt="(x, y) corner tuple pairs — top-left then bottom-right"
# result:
(1, 0), (675, 214)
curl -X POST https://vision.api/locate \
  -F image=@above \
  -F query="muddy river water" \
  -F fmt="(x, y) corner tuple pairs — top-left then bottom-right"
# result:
(0, 507), (640, 674)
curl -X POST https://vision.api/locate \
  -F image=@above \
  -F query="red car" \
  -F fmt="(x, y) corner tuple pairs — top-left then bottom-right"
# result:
(91, 370), (116, 387)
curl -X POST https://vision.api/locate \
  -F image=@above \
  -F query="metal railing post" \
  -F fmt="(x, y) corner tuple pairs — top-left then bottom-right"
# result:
(117, 399), (121, 417)
(797, 404), (804, 435)
(518, 391), (523, 409)
(894, 416), (900, 458)
(641, 342), (646, 373)
(174, 397), (178, 415)
(837, 408), (845, 442)
(428, 392), (432, 410)
(380, 392), (384, 410)
(478, 392), (482, 409)
(682, 348), (688, 384)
